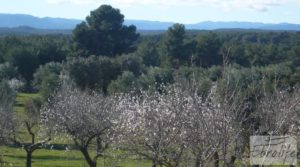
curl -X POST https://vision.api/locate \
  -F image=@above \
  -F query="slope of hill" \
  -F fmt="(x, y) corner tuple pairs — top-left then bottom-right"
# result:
(0, 14), (81, 29)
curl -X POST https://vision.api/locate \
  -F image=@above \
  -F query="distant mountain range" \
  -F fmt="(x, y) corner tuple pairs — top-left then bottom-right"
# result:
(1, 13), (300, 31)
(0, 14), (80, 30)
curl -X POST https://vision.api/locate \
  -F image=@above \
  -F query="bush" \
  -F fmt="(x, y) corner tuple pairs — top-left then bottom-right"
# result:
(115, 54), (144, 76)
(33, 62), (63, 99)
(66, 56), (121, 93)
(0, 62), (18, 80)
(138, 67), (174, 90)
(108, 71), (138, 94)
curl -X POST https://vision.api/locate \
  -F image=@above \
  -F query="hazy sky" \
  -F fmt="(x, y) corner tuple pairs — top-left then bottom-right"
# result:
(1, 0), (300, 24)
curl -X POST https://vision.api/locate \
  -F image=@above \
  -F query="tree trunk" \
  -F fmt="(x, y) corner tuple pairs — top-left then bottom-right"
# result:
(151, 160), (157, 167)
(227, 155), (236, 167)
(195, 159), (201, 167)
(26, 150), (32, 167)
(151, 160), (163, 167)
(80, 147), (96, 167)
(195, 155), (201, 167)
(213, 152), (219, 167)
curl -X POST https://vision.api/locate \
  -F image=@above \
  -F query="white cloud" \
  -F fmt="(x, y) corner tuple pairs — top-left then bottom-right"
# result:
(47, 0), (205, 6)
(47, 0), (97, 5)
(217, 0), (283, 12)
(46, 0), (295, 12)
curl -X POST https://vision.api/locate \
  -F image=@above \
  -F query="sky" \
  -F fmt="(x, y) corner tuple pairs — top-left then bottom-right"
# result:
(0, 0), (300, 24)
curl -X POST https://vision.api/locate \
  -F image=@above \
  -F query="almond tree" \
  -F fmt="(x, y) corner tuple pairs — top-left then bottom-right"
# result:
(0, 104), (13, 145)
(12, 98), (51, 167)
(183, 87), (225, 167)
(210, 66), (265, 167)
(214, 73), (300, 167)
(216, 87), (250, 167)
(182, 80), (250, 167)
(0, 81), (15, 165)
(0, 106), (12, 165)
(250, 87), (300, 167)
(42, 86), (119, 167)
(290, 88), (300, 136)
(0, 81), (15, 145)
(116, 86), (189, 167)
(255, 87), (300, 136)
(0, 80), (51, 167)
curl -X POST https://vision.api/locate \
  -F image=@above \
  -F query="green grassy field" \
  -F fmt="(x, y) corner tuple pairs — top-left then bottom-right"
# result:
(0, 146), (152, 167)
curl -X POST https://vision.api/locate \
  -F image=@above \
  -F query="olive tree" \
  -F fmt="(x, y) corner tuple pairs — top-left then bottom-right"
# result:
(42, 86), (119, 167)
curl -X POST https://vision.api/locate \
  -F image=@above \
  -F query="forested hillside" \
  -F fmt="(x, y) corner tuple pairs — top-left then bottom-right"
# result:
(1, 24), (300, 95)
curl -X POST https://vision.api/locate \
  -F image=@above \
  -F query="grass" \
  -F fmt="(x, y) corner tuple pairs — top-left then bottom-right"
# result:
(1, 146), (83, 167)
(14, 93), (40, 113)
(0, 146), (151, 167)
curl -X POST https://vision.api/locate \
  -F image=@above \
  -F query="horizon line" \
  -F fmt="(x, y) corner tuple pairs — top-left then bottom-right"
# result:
(1, 12), (300, 25)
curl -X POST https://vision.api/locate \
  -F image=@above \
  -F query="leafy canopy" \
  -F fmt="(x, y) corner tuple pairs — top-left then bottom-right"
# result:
(73, 5), (139, 57)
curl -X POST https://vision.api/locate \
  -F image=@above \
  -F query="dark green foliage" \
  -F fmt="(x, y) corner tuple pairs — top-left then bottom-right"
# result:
(216, 64), (295, 100)
(66, 56), (121, 93)
(174, 66), (213, 96)
(8, 47), (39, 82)
(136, 40), (160, 67)
(108, 71), (137, 94)
(159, 24), (190, 67)
(0, 62), (18, 80)
(138, 67), (174, 90)
(1, 20), (300, 94)
(73, 5), (139, 57)
(290, 67), (300, 85)
(222, 43), (251, 67)
(0, 50), (4, 63)
(33, 38), (67, 65)
(194, 32), (223, 67)
(220, 31), (300, 67)
(33, 62), (63, 99)
(205, 66), (223, 81)
(0, 80), (16, 107)
(115, 54), (144, 76)
(39, 75), (61, 100)
(0, 35), (69, 88)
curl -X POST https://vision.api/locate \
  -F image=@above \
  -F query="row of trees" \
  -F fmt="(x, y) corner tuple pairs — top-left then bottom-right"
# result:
(1, 76), (299, 167)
